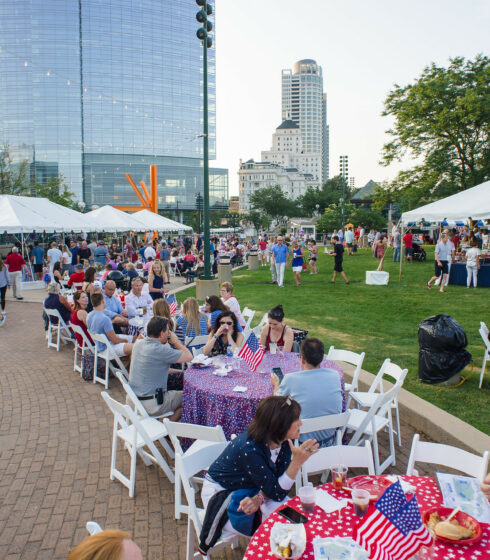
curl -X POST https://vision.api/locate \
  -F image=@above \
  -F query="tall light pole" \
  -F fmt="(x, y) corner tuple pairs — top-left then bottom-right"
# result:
(196, 1), (213, 279)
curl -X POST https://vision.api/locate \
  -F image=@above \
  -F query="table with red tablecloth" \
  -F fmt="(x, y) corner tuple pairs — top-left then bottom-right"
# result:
(182, 353), (345, 440)
(243, 475), (490, 560)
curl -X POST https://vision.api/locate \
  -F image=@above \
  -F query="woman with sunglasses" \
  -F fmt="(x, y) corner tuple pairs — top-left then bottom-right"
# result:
(259, 304), (294, 353)
(202, 310), (244, 356)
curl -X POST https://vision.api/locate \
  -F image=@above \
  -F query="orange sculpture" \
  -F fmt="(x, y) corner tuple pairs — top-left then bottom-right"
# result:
(114, 164), (158, 214)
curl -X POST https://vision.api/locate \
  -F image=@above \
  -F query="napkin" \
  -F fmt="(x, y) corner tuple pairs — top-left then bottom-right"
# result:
(315, 489), (348, 514)
(233, 386), (248, 392)
(191, 354), (212, 366)
(385, 475), (416, 493)
(213, 365), (231, 377)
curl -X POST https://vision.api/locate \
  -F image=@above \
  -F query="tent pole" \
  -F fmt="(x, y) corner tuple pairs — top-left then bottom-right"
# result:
(399, 224), (403, 282)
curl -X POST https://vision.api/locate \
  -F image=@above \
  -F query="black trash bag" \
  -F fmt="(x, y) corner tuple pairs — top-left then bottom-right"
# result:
(418, 314), (471, 384)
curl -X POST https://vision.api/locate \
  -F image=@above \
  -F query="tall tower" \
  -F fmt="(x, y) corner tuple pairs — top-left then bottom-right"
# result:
(281, 59), (329, 184)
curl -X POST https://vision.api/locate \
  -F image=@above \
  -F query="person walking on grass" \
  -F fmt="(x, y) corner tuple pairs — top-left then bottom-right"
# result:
(327, 235), (349, 284)
(427, 233), (451, 293)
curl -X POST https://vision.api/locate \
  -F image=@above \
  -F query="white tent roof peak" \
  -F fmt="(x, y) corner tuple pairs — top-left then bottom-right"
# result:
(85, 205), (149, 232)
(131, 209), (192, 232)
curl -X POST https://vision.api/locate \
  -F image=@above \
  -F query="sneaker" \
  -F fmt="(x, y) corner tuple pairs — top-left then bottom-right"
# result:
(16, 297), (24, 300)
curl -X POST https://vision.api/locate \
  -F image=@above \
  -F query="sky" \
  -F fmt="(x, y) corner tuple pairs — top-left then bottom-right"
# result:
(212, 0), (489, 196)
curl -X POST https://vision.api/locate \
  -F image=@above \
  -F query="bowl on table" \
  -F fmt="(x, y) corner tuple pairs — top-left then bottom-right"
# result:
(422, 506), (482, 545)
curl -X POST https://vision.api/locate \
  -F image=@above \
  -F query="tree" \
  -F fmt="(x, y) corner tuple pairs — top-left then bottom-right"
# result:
(249, 185), (296, 225)
(297, 175), (352, 216)
(32, 176), (76, 208)
(243, 210), (270, 235)
(0, 145), (30, 195)
(380, 55), (490, 210)
(348, 207), (386, 231)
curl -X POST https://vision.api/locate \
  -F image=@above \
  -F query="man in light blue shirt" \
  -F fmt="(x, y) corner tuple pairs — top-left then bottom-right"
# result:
(427, 232), (452, 292)
(345, 227), (354, 255)
(271, 337), (343, 446)
(271, 236), (289, 288)
(103, 280), (129, 330)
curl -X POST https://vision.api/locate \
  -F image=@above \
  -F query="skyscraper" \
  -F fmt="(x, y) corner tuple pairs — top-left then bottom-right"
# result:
(281, 59), (329, 184)
(0, 0), (228, 213)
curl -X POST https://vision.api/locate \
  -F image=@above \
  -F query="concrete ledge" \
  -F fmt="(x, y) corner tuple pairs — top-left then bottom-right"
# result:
(340, 362), (490, 456)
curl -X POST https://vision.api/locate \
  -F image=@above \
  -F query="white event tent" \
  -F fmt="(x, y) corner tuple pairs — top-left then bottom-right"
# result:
(132, 209), (192, 232)
(85, 205), (149, 233)
(400, 180), (490, 225)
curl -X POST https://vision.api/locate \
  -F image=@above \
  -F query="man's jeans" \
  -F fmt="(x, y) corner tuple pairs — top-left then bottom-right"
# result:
(275, 262), (286, 287)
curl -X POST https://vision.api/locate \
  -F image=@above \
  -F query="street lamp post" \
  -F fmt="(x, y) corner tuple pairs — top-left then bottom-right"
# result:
(196, 1), (213, 279)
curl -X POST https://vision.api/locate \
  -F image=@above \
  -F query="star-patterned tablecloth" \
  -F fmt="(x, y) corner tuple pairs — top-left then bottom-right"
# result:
(243, 476), (490, 560)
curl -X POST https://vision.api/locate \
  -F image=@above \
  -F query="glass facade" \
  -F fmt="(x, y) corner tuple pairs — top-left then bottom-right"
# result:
(0, 0), (226, 211)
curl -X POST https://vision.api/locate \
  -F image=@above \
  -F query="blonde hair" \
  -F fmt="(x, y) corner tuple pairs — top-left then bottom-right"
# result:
(150, 259), (163, 277)
(152, 299), (174, 331)
(182, 297), (202, 335)
(125, 262), (135, 270)
(221, 281), (233, 294)
(66, 530), (130, 560)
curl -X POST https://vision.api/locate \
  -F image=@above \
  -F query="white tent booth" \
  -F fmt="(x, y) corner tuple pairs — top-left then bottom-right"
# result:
(131, 209), (192, 232)
(85, 205), (148, 233)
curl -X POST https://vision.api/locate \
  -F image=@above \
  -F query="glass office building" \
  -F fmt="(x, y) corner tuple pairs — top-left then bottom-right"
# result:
(0, 0), (228, 212)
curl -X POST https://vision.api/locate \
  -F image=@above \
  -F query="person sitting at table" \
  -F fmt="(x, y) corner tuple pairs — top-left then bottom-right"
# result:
(176, 297), (208, 342)
(52, 261), (65, 286)
(125, 277), (153, 319)
(44, 282), (72, 325)
(259, 304), (294, 353)
(128, 316), (192, 420)
(220, 281), (245, 329)
(481, 472), (490, 501)
(204, 294), (230, 332)
(87, 292), (134, 358)
(271, 337), (343, 447)
(148, 259), (165, 300)
(70, 290), (93, 347)
(67, 263), (85, 288)
(103, 280), (129, 330)
(152, 298), (175, 331)
(67, 529), (143, 560)
(202, 310), (244, 356)
(200, 395), (318, 543)
(81, 266), (97, 313)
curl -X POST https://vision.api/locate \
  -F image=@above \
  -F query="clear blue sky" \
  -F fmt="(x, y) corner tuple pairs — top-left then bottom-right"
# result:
(213, 0), (489, 195)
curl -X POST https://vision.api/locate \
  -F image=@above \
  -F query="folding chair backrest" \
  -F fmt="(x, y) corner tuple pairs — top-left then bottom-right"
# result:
(101, 391), (131, 430)
(185, 334), (209, 348)
(406, 434), (489, 482)
(242, 307), (256, 331)
(70, 323), (94, 350)
(327, 347), (365, 391)
(163, 419), (226, 455)
(176, 442), (228, 534)
(113, 369), (149, 418)
(86, 521), (103, 536)
(369, 359), (407, 394)
(44, 307), (63, 324)
(480, 322), (490, 349)
(300, 411), (351, 444)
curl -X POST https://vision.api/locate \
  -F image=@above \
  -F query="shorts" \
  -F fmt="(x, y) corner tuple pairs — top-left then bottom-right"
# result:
(334, 261), (343, 272)
(405, 247), (413, 257)
(33, 264), (43, 273)
(309, 256), (317, 261)
(434, 260), (449, 277)
(346, 243), (353, 247)
(138, 390), (182, 417)
(112, 334), (133, 356)
(292, 266), (303, 273)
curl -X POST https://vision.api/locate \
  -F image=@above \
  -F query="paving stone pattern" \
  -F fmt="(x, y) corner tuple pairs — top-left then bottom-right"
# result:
(0, 302), (433, 559)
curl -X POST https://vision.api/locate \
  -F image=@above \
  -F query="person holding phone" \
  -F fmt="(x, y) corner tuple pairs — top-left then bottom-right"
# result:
(202, 310), (244, 356)
(200, 396), (318, 541)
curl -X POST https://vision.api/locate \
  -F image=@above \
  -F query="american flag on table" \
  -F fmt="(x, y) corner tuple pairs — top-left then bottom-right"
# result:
(354, 480), (432, 560)
(237, 332), (265, 372)
(165, 293), (178, 315)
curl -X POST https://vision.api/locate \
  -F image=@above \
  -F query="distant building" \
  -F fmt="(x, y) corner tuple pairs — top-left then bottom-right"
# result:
(349, 177), (355, 189)
(238, 160), (315, 213)
(229, 195), (239, 213)
(281, 59), (329, 183)
(351, 179), (379, 207)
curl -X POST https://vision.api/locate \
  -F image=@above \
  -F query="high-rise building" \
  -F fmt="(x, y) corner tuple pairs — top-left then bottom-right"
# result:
(0, 0), (228, 213)
(281, 59), (329, 183)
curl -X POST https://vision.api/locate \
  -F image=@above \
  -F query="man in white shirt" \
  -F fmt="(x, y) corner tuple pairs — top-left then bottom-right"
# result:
(47, 242), (62, 274)
(125, 277), (154, 318)
(435, 231), (455, 288)
(144, 243), (156, 261)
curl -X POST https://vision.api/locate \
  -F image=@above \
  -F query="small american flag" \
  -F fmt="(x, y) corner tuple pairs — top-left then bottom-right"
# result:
(354, 480), (432, 560)
(238, 332), (265, 372)
(165, 293), (178, 315)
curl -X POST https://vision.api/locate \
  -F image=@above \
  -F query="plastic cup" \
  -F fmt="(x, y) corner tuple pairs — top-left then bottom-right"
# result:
(352, 488), (370, 517)
(331, 465), (348, 490)
(298, 485), (316, 514)
(270, 342), (277, 355)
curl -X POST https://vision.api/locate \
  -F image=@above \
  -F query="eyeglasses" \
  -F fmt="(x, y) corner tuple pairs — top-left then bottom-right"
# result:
(220, 321), (233, 325)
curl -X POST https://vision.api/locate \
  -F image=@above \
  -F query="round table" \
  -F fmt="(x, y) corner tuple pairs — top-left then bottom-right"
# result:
(243, 475), (490, 560)
(182, 353), (345, 441)
(128, 314), (151, 336)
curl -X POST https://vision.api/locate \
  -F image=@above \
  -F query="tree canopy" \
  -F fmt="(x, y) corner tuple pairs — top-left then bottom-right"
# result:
(249, 185), (297, 224)
(297, 175), (352, 216)
(378, 54), (490, 211)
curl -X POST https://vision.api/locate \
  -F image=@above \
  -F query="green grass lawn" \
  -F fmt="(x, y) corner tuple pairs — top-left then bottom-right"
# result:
(179, 247), (490, 435)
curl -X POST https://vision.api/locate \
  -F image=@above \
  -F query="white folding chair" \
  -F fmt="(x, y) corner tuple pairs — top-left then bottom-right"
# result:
(300, 440), (375, 487)
(349, 359), (407, 446)
(86, 521), (103, 535)
(101, 392), (175, 498)
(406, 434), (489, 482)
(327, 346), (365, 395)
(90, 332), (129, 389)
(242, 307), (256, 332)
(252, 311), (268, 337)
(44, 308), (73, 351)
(163, 419), (227, 520)
(347, 382), (402, 474)
(479, 321), (490, 389)
(185, 334), (209, 352)
(176, 442), (239, 560)
(70, 323), (95, 377)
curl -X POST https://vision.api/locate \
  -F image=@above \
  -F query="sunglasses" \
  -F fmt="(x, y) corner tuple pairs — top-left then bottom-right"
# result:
(220, 321), (233, 325)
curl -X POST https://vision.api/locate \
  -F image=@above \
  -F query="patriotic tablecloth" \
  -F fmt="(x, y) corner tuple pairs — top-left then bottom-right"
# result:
(127, 315), (151, 336)
(243, 476), (490, 560)
(182, 353), (344, 441)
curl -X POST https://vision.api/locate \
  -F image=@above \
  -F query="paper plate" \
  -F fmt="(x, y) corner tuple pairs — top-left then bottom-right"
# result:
(422, 506), (482, 545)
(270, 522), (306, 559)
(347, 476), (392, 501)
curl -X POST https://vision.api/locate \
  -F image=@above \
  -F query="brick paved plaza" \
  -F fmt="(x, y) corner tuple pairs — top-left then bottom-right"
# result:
(0, 301), (429, 560)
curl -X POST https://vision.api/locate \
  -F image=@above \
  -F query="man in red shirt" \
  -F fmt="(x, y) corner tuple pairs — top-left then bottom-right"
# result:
(403, 232), (414, 263)
(67, 263), (85, 288)
(5, 247), (31, 299)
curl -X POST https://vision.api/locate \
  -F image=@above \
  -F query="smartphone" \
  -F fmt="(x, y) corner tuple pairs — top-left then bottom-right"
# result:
(271, 367), (284, 383)
(278, 506), (308, 524)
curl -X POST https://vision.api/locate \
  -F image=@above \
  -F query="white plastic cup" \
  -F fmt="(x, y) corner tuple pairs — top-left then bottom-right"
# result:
(298, 485), (316, 514)
(270, 342), (277, 355)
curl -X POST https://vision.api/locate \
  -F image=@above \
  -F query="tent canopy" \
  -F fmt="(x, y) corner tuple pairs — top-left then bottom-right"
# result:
(400, 181), (490, 225)
(131, 209), (192, 232)
(0, 194), (97, 233)
(85, 205), (149, 233)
